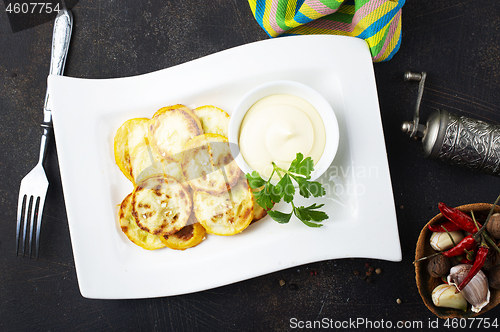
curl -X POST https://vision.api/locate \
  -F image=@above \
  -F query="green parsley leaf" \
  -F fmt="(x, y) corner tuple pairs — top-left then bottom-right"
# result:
(246, 171), (266, 188)
(253, 182), (279, 210)
(267, 182), (281, 205)
(295, 203), (328, 222)
(297, 218), (324, 228)
(288, 153), (314, 179)
(246, 153), (329, 227)
(267, 210), (293, 224)
(252, 189), (271, 210)
(275, 174), (294, 203)
(288, 152), (304, 172)
(293, 175), (326, 198)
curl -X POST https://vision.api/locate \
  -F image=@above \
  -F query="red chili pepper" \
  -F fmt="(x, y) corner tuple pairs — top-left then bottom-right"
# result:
(456, 244), (488, 292)
(442, 235), (477, 258)
(438, 202), (482, 233)
(465, 248), (476, 261)
(427, 221), (462, 232)
(458, 248), (476, 264)
(459, 257), (474, 264)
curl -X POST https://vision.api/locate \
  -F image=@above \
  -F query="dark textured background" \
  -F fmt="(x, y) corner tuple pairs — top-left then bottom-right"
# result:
(2, 1), (500, 331)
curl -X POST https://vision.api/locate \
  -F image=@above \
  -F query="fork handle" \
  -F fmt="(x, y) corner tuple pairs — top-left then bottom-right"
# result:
(38, 125), (51, 165)
(43, 7), (73, 126)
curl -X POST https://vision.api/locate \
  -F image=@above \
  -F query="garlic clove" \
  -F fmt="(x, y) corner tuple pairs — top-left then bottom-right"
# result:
(431, 284), (468, 311)
(447, 264), (491, 313)
(430, 231), (464, 251)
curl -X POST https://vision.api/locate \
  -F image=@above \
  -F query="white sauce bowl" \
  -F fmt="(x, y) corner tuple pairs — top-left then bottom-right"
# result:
(228, 80), (339, 181)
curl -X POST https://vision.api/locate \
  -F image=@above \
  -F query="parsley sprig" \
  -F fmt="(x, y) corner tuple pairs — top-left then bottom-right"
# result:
(245, 153), (328, 227)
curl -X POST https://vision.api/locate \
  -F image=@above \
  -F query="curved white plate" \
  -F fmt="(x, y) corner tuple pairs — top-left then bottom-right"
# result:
(48, 35), (401, 299)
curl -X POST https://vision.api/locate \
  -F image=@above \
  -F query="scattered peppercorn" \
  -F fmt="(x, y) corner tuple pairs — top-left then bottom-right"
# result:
(354, 270), (360, 276)
(289, 283), (298, 290)
(11, 72), (17, 78)
(365, 277), (373, 284)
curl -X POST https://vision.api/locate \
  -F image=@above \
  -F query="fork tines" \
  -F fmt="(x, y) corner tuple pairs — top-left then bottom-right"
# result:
(16, 192), (46, 258)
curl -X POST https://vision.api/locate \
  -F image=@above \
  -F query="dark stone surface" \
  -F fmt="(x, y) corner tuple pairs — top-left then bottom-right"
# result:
(2, 1), (500, 331)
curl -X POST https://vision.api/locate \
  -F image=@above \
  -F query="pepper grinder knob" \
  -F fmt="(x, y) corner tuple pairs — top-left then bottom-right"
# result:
(401, 71), (427, 138)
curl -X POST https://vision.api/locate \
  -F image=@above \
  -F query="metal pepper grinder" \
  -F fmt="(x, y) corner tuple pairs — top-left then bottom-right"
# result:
(401, 71), (500, 176)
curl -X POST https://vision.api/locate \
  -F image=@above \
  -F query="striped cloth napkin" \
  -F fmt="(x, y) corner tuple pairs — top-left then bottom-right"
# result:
(248, 0), (405, 62)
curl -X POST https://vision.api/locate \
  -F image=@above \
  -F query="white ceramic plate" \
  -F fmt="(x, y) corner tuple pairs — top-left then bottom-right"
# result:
(49, 35), (401, 299)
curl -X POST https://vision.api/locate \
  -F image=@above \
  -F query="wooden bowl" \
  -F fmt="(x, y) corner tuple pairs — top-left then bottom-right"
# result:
(415, 203), (500, 318)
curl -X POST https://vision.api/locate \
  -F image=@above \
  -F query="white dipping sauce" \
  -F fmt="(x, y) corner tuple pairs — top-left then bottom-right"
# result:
(238, 94), (326, 179)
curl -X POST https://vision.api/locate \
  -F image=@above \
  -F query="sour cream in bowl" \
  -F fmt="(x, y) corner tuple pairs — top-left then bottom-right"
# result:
(228, 80), (339, 181)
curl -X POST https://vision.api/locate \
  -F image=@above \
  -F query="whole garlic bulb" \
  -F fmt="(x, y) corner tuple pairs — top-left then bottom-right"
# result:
(447, 264), (490, 313)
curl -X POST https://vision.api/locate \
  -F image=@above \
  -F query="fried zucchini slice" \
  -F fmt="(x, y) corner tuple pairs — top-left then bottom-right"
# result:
(118, 193), (166, 250)
(135, 158), (188, 191)
(209, 134), (241, 189)
(148, 104), (203, 161)
(193, 105), (230, 137)
(159, 216), (206, 250)
(132, 175), (192, 236)
(181, 134), (241, 195)
(114, 117), (150, 183)
(180, 134), (214, 192)
(193, 178), (254, 236)
(129, 138), (163, 184)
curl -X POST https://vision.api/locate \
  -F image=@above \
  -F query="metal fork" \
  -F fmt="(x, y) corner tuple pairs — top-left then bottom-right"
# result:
(16, 7), (73, 258)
